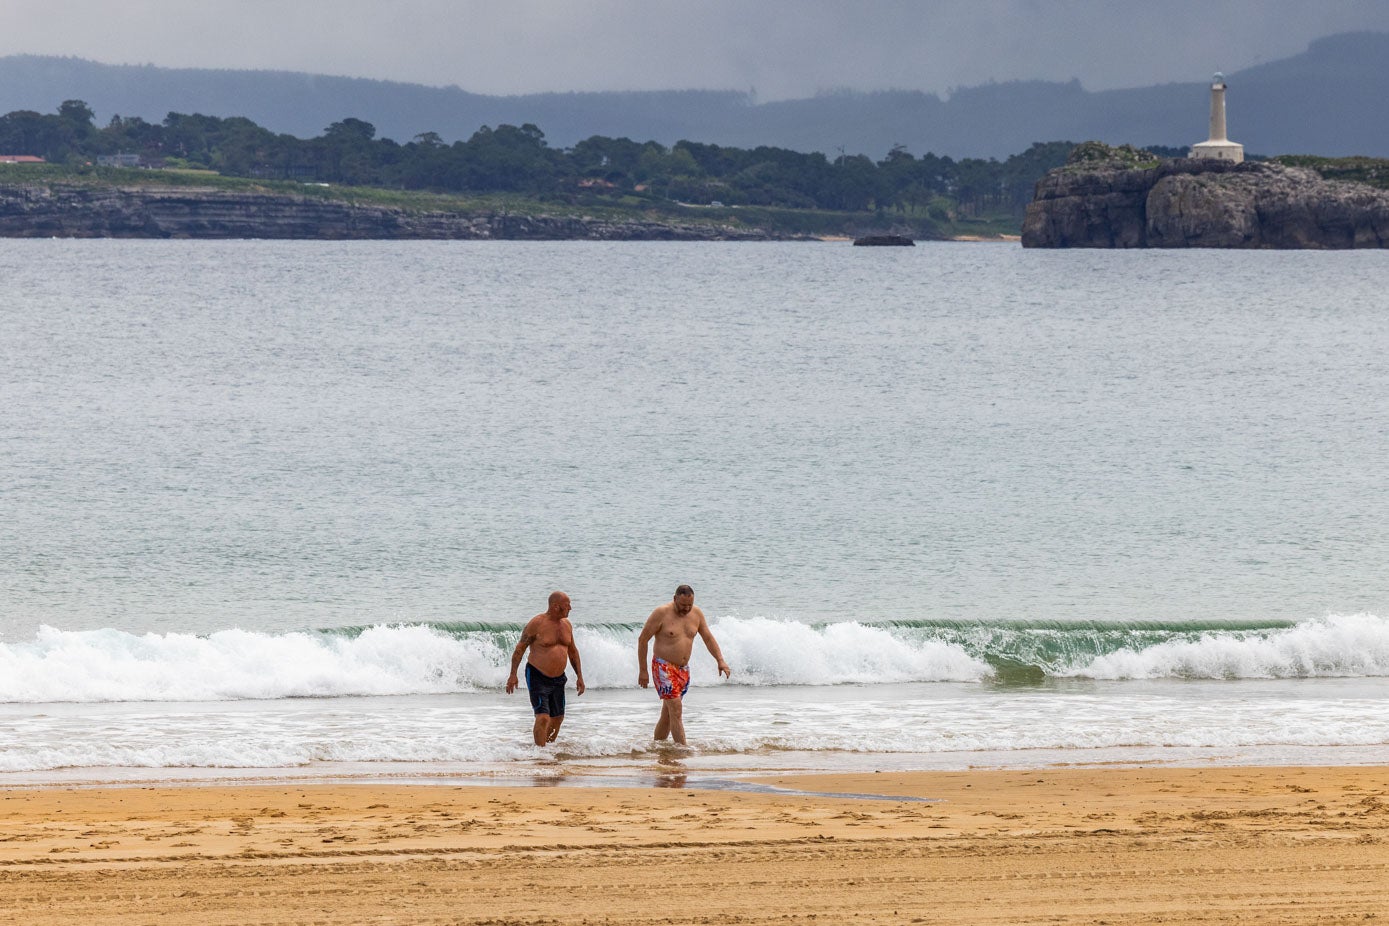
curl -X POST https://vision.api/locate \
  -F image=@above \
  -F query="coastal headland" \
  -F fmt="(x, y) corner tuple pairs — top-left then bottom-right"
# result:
(0, 182), (807, 241)
(3, 765), (1387, 925)
(1023, 147), (1389, 248)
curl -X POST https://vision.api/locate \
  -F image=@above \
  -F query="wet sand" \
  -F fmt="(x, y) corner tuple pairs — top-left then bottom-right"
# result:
(2, 765), (1387, 924)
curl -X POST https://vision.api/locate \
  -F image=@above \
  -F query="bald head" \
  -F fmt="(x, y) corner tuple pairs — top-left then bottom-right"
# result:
(547, 591), (571, 618)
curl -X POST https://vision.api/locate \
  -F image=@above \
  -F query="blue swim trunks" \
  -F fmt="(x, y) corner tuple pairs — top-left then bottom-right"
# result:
(525, 664), (567, 717)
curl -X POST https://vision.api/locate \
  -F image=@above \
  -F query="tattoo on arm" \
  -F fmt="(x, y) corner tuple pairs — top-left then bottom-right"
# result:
(511, 630), (536, 672)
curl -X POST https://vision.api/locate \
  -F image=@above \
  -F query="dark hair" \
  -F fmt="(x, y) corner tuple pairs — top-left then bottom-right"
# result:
(674, 584), (694, 597)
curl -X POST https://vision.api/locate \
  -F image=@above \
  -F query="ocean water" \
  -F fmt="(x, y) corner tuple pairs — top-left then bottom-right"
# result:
(2, 240), (1388, 785)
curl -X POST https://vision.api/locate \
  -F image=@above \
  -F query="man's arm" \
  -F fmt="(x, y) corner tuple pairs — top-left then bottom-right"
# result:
(505, 621), (537, 694)
(636, 610), (661, 687)
(697, 613), (731, 678)
(566, 626), (585, 696)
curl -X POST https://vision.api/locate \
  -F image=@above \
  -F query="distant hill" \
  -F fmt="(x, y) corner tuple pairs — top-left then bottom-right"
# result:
(3, 32), (1388, 159)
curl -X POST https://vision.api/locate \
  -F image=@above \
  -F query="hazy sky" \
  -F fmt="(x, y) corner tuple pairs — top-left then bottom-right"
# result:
(6, 0), (1389, 100)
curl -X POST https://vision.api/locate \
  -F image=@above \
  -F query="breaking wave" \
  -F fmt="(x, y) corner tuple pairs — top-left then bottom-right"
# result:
(2, 613), (1387, 703)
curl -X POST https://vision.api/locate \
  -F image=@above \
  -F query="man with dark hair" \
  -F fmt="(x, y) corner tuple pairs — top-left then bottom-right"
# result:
(506, 591), (585, 746)
(637, 585), (730, 746)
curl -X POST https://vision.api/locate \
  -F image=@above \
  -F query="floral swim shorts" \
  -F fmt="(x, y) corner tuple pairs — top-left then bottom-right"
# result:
(651, 657), (691, 700)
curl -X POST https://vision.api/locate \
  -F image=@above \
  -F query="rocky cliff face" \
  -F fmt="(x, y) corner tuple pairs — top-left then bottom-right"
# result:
(1022, 158), (1389, 248)
(0, 183), (793, 240)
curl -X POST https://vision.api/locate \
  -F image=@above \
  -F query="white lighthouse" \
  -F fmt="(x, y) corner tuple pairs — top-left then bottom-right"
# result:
(1189, 72), (1244, 162)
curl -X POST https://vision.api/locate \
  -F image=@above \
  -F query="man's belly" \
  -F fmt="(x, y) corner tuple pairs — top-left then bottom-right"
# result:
(527, 645), (570, 677)
(651, 641), (694, 667)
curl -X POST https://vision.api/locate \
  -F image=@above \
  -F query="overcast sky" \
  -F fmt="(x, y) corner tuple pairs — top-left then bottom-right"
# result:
(5, 0), (1389, 100)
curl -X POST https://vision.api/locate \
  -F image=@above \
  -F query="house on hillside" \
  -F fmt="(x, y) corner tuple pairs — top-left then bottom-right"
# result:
(249, 164), (317, 181)
(97, 153), (143, 168)
(0, 155), (46, 164)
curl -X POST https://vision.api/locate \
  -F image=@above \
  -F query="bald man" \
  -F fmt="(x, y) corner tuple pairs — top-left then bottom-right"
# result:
(506, 591), (586, 746)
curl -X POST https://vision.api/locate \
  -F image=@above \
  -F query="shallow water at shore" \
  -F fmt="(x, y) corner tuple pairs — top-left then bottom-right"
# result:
(4, 676), (1388, 788)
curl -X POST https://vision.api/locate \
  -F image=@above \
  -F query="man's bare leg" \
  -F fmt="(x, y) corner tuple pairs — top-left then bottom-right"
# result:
(654, 701), (670, 741)
(546, 716), (563, 743)
(652, 705), (669, 744)
(532, 713), (550, 747)
(655, 698), (686, 746)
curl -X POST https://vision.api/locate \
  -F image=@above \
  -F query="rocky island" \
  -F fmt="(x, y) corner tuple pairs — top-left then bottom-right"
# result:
(1022, 143), (1389, 248)
(0, 181), (804, 241)
(853, 234), (915, 246)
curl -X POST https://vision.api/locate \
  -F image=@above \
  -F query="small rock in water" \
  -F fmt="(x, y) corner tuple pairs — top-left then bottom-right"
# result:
(853, 234), (915, 246)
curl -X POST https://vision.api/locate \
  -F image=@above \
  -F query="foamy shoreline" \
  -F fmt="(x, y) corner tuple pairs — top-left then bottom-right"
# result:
(6, 738), (1389, 794)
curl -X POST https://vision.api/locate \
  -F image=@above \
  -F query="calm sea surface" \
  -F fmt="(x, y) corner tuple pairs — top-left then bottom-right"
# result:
(2, 240), (1387, 784)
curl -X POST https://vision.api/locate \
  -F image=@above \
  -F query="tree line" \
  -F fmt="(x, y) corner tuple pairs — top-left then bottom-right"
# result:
(1, 100), (1076, 216)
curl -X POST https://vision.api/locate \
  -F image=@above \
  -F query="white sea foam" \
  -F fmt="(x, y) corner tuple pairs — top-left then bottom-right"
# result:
(3, 684), (1389, 775)
(0, 618), (990, 704)
(1069, 614), (1389, 679)
(0, 624), (509, 703)
(3, 614), (1388, 705)
(711, 616), (989, 685)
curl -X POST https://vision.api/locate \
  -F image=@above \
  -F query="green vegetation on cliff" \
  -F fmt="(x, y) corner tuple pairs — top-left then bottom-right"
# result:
(1, 101), (1074, 237)
(1058, 144), (1389, 195)
(1062, 141), (1161, 170)
(1271, 155), (1389, 190)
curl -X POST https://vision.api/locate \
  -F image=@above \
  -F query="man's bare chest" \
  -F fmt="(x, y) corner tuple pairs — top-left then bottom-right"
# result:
(657, 618), (699, 641)
(533, 624), (571, 648)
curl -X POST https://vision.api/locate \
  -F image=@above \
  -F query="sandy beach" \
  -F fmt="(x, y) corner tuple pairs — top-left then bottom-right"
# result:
(2, 765), (1386, 924)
